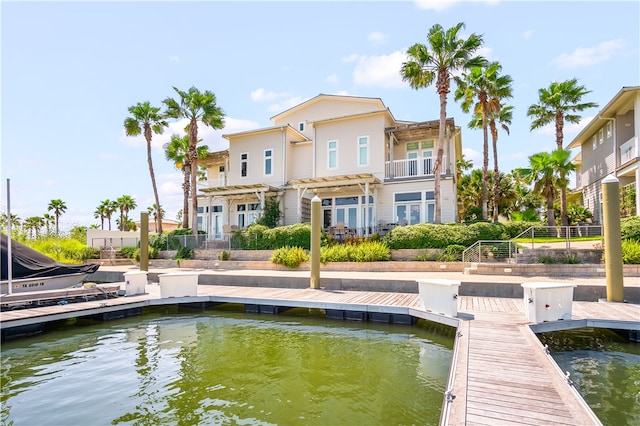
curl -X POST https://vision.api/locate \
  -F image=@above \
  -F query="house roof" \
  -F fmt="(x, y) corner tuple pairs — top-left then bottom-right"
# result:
(269, 93), (387, 123)
(222, 124), (308, 142)
(385, 118), (457, 142)
(567, 86), (640, 149)
(200, 149), (229, 167)
(310, 109), (395, 126)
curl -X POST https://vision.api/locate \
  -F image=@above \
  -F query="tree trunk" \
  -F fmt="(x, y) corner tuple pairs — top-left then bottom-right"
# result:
(189, 119), (199, 236)
(181, 165), (190, 229)
(481, 112), (489, 221)
(434, 91), (448, 225)
(144, 124), (163, 235)
(490, 122), (500, 222)
(546, 195), (556, 227)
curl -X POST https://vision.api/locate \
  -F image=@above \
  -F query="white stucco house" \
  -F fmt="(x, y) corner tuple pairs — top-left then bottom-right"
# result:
(192, 94), (462, 239)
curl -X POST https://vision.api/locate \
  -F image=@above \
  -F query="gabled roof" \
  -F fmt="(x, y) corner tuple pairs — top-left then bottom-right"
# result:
(222, 124), (308, 142)
(269, 93), (387, 123)
(310, 108), (395, 126)
(567, 86), (640, 149)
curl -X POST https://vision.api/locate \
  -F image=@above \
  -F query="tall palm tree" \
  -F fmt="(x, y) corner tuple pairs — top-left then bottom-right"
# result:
(455, 61), (512, 221)
(147, 203), (166, 232)
(163, 86), (225, 235)
(487, 104), (514, 222)
(550, 148), (576, 228)
(24, 216), (45, 239)
(527, 79), (598, 227)
(515, 152), (557, 227)
(124, 101), (168, 234)
(400, 22), (484, 224)
(116, 195), (137, 231)
(47, 199), (67, 236)
(94, 203), (107, 230)
(0, 213), (21, 235)
(97, 199), (118, 231)
(164, 134), (209, 229)
(42, 213), (55, 235)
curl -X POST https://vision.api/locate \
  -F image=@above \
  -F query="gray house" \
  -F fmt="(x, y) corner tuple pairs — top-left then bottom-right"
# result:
(567, 86), (640, 223)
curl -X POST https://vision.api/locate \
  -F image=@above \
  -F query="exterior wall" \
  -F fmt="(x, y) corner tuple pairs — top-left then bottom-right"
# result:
(583, 181), (602, 224)
(580, 121), (615, 188)
(314, 114), (386, 179)
(228, 131), (285, 187)
(287, 142), (313, 181)
(86, 230), (139, 248)
(272, 97), (384, 138)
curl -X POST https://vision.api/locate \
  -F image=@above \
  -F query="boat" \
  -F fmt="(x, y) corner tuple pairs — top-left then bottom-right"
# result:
(1, 233), (100, 295)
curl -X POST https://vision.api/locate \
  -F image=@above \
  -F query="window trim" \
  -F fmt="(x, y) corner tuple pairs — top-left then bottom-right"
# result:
(328, 140), (338, 169)
(298, 121), (305, 132)
(606, 121), (612, 138)
(598, 128), (604, 144)
(240, 152), (248, 178)
(263, 148), (273, 176)
(357, 135), (369, 167)
(592, 135), (597, 150)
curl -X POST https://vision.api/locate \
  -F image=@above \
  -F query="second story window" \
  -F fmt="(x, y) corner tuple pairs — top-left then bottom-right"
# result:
(264, 149), (273, 176)
(299, 122), (305, 132)
(592, 135), (597, 150)
(358, 136), (369, 166)
(606, 121), (612, 138)
(598, 128), (604, 144)
(328, 140), (338, 169)
(240, 153), (248, 178)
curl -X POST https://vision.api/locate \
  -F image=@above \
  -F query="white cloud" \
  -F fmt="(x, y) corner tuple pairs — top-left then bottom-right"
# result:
(550, 39), (625, 68)
(532, 116), (594, 137)
(352, 50), (407, 89)
(169, 55), (179, 62)
(368, 32), (388, 44)
(342, 53), (361, 63)
(267, 96), (307, 114)
(523, 30), (535, 40)
(462, 148), (481, 168)
(251, 88), (289, 102)
(325, 73), (339, 83)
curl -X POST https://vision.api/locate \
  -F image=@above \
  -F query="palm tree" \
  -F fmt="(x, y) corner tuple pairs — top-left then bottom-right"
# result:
(116, 195), (137, 231)
(550, 148), (577, 228)
(163, 86), (225, 235)
(528, 79), (598, 227)
(455, 61), (512, 221)
(487, 104), (514, 222)
(515, 152), (557, 227)
(94, 203), (107, 230)
(24, 216), (45, 239)
(400, 22), (484, 224)
(0, 213), (21, 235)
(147, 203), (166, 232)
(42, 213), (55, 235)
(124, 101), (168, 234)
(164, 134), (209, 229)
(47, 199), (67, 236)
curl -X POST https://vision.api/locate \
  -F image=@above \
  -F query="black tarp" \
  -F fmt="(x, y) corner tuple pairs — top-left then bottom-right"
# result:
(1, 233), (99, 280)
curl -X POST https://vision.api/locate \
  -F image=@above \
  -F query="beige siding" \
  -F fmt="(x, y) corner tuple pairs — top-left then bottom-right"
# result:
(581, 123), (616, 186)
(272, 97), (384, 138)
(287, 142), (313, 181)
(314, 114), (387, 178)
(228, 131), (285, 187)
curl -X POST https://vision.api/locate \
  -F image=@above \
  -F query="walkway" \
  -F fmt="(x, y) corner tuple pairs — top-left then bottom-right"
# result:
(1, 283), (638, 426)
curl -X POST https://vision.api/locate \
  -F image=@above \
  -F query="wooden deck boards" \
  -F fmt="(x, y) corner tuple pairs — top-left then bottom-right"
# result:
(1, 284), (637, 425)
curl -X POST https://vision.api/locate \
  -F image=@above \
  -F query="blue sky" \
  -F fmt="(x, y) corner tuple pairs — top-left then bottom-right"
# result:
(1, 1), (639, 232)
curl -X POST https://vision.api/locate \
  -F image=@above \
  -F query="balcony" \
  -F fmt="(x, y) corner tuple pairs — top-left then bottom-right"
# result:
(385, 156), (445, 180)
(619, 136), (638, 166)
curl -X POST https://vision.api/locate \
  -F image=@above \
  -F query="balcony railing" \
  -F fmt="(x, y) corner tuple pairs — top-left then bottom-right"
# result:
(385, 156), (445, 179)
(619, 136), (638, 165)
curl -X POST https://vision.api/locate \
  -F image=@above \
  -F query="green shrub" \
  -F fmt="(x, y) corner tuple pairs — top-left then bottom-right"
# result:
(414, 250), (438, 261)
(621, 216), (640, 242)
(320, 244), (350, 262)
(120, 246), (138, 259)
(28, 238), (95, 263)
(133, 246), (159, 262)
(537, 254), (557, 264)
(436, 244), (466, 262)
(622, 240), (640, 264)
(501, 221), (540, 239)
(236, 223), (312, 250)
(174, 246), (194, 260)
(218, 250), (230, 261)
(349, 241), (390, 262)
(270, 246), (309, 268)
(562, 253), (582, 264)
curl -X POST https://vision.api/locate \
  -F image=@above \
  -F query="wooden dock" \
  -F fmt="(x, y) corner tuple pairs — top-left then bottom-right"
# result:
(1, 284), (639, 426)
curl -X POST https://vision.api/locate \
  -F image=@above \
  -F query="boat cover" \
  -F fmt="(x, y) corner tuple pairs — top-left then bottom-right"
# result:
(1, 233), (100, 280)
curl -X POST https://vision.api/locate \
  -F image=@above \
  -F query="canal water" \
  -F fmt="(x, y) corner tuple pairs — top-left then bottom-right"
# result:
(0, 306), (455, 425)
(538, 328), (640, 426)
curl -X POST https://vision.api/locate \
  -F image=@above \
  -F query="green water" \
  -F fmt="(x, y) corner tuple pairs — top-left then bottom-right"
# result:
(0, 306), (455, 425)
(538, 328), (640, 426)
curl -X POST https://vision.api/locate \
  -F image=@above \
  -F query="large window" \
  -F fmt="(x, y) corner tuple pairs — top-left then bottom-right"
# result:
(394, 191), (435, 224)
(358, 136), (369, 166)
(264, 149), (273, 176)
(240, 153), (248, 178)
(328, 140), (338, 169)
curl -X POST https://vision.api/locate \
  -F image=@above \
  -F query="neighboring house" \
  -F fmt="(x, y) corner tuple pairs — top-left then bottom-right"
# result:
(194, 94), (462, 239)
(567, 86), (640, 223)
(134, 218), (181, 233)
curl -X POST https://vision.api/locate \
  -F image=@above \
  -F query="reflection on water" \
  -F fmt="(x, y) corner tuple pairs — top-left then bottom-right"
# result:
(1, 306), (454, 425)
(538, 328), (640, 426)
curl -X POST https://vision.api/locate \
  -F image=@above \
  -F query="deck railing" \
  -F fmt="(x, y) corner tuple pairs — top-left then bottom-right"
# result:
(385, 156), (445, 179)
